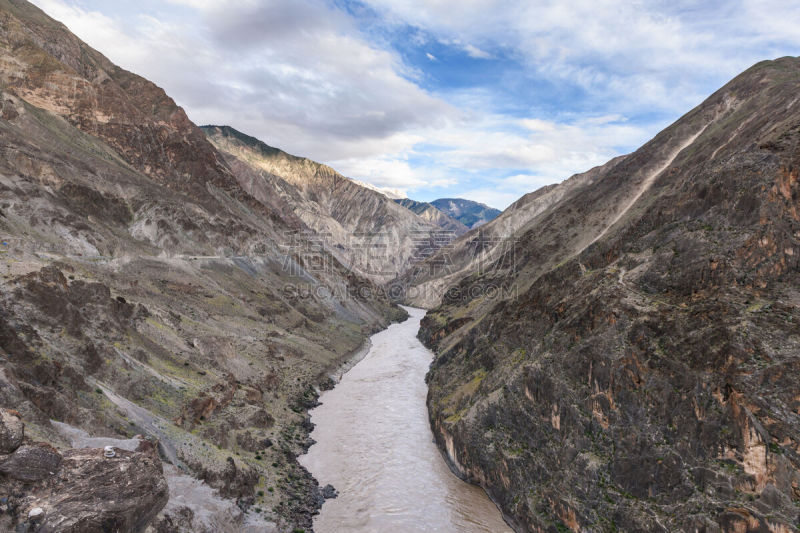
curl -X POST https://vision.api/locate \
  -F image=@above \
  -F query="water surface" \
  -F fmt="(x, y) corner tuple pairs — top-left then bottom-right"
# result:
(300, 307), (512, 533)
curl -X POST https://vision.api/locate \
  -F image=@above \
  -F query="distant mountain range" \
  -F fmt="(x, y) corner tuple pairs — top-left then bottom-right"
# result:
(394, 197), (501, 230)
(430, 198), (501, 228)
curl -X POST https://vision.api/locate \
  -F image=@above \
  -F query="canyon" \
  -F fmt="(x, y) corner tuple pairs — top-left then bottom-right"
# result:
(0, 0), (798, 532)
(0, 1), (405, 530)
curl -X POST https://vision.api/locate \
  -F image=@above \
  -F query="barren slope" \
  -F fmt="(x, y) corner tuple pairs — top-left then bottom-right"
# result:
(203, 125), (447, 284)
(0, 1), (405, 531)
(420, 57), (800, 532)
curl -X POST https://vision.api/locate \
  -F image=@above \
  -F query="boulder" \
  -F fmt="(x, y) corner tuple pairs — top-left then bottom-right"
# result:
(33, 447), (168, 533)
(320, 484), (338, 499)
(0, 442), (62, 481)
(0, 409), (23, 453)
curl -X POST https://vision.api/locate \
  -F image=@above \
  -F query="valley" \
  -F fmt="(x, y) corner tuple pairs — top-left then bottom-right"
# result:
(0, 1), (798, 532)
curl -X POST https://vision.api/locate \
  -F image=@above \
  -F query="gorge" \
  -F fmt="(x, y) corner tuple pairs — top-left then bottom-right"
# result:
(0, 1), (798, 532)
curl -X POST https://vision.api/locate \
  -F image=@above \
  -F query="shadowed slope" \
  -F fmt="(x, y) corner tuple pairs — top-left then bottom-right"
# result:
(419, 57), (800, 532)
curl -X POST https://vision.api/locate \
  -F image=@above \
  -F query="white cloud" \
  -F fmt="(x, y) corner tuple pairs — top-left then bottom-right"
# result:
(26, 0), (800, 210)
(462, 43), (492, 59)
(164, 0), (217, 8)
(398, 112), (651, 207)
(453, 188), (521, 211)
(360, 0), (800, 113)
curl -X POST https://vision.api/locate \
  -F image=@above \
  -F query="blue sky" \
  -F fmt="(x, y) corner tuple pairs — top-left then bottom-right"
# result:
(31, 0), (800, 208)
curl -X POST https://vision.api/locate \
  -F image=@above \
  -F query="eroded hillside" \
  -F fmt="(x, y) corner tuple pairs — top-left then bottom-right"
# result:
(0, 1), (405, 531)
(420, 58), (800, 532)
(203, 125), (448, 284)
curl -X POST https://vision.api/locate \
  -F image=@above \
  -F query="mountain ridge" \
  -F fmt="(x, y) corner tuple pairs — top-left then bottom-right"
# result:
(418, 56), (800, 532)
(202, 124), (452, 284)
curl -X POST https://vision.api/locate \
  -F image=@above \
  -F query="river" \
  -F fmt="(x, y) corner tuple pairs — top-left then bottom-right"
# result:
(299, 307), (512, 533)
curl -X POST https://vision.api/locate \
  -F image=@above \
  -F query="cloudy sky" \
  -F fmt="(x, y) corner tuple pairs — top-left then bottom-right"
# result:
(31, 0), (800, 208)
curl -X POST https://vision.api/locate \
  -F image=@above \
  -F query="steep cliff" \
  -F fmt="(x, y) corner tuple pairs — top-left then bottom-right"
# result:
(0, 1), (405, 531)
(420, 57), (800, 532)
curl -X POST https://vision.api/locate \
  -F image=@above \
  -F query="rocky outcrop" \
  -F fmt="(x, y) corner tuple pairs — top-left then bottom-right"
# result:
(0, 442), (62, 481)
(421, 57), (800, 531)
(0, 409), (23, 453)
(0, 410), (169, 533)
(28, 447), (168, 533)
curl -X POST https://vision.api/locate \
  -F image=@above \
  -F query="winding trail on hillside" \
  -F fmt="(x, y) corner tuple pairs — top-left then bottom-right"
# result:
(589, 123), (711, 247)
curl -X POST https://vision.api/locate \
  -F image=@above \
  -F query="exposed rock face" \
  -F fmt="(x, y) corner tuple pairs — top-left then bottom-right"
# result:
(203, 125), (450, 283)
(0, 1), (406, 530)
(30, 447), (168, 533)
(430, 198), (501, 228)
(394, 198), (469, 236)
(0, 442), (62, 481)
(0, 416), (169, 533)
(0, 409), (23, 453)
(420, 58), (800, 532)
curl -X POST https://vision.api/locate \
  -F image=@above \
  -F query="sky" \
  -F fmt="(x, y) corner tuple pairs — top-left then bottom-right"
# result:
(30, 0), (800, 209)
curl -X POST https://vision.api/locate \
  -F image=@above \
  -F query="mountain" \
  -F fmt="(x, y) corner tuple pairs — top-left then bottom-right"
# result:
(394, 157), (627, 308)
(0, 1), (406, 531)
(430, 198), (501, 228)
(202, 125), (449, 284)
(417, 57), (800, 532)
(394, 198), (469, 236)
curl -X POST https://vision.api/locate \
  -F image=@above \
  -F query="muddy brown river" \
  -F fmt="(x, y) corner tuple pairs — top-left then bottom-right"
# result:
(299, 307), (512, 533)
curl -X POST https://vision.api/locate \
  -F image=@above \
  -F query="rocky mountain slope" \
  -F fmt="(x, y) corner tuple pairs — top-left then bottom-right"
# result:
(394, 198), (469, 235)
(0, 1), (406, 531)
(395, 156), (627, 308)
(431, 198), (501, 228)
(419, 57), (800, 532)
(0, 408), (169, 533)
(203, 125), (448, 283)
